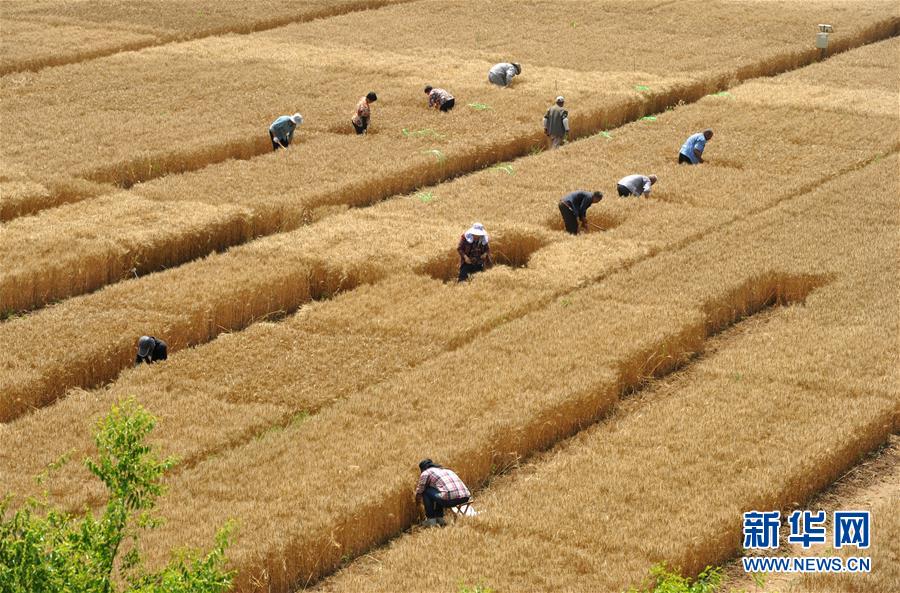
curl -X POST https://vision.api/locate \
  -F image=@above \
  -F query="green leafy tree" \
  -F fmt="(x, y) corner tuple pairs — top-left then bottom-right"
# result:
(0, 399), (234, 593)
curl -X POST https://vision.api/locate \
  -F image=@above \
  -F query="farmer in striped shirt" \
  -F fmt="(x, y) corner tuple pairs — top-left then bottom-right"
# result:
(424, 86), (456, 112)
(415, 459), (471, 527)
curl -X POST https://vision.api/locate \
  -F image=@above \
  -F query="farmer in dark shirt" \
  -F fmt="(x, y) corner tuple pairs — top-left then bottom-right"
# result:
(457, 222), (492, 282)
(135, 335), (167, 366)
(558, 190), (603, 235)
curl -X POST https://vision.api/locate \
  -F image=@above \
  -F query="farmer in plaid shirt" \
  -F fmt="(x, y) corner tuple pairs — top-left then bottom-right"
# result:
(424, 85), (456, 112)
(415, 459), (471, 527)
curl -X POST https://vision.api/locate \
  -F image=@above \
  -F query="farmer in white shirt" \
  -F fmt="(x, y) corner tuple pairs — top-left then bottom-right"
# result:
(617, 174), (657, 197)
(488, 62), (521, 87)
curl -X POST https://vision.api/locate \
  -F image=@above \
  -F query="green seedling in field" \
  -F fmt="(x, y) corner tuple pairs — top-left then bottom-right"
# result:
(641, 115), (658, 122)
(467, 102), (492, 111)
(416, 191), (435, 203)
(490, 163), (515, 175)
(635, 85), (651, 92)
(711, 91), (733, 98)
(402, 128), (444, 139)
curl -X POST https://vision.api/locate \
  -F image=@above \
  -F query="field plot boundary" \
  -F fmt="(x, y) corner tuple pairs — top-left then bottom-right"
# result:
(0, 0), (421, 77)
(151, 149), (895, 592)
(1, 66), (896, 423)
(3, 19), (897, 319)
(309, 276), (841, 592)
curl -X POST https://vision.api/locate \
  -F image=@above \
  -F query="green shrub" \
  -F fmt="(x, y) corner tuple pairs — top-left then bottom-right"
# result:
(0, 399), (234, 593)
(626, 563), (724, 593)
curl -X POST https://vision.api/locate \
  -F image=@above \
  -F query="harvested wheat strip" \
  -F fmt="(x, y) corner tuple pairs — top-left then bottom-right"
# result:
(0, 0), (418, 76)
(0, 176), (111, 222)
(0, 194), (254, 313)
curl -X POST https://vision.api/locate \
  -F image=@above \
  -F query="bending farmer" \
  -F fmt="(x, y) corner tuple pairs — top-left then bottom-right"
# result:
(558, 190), (603, 235)
(268, 112), (303, 150)
(488, 62), (521, 87)
(135, 335), (167, 366)
(415, 459), (471, 527)
(617, 174), (657, 197)
(679, 128), (713, 164)
(424, 86), (456, 112)
(457, 222), (492, 282)
(351, 92), (378, 135)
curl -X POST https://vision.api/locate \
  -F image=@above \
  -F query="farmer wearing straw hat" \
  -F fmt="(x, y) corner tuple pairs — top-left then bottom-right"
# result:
(543, 96), (569, 149)
(457, 222), (493, 282)
(424, 86), (456, 112)
(617, 174), (658, 197)
(559, 190), (603, 235)
(415, 459), (471, 528)
(351, 92), (378, 134)
(488, 62), (522, 87)
(135, 335), (167, 366)
(678, 128), (713, 164)
(268, 113), (303, 150)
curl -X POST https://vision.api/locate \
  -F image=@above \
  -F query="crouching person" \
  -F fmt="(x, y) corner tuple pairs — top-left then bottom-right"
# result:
(415, 459), (471, 527)
(135, 335), (167, 366)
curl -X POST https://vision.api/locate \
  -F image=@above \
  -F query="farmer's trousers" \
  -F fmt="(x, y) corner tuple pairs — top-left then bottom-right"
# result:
(559, 202), (580, 235)
(423, 487), (469, 518)
(458, 262), (484, 282)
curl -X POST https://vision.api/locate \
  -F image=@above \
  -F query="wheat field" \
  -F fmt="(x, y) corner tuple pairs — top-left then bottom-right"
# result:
(1, 2), (898, 593)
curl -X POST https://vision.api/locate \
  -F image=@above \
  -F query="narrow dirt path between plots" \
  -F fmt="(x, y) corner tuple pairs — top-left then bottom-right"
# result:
(722, 435), (900, 593)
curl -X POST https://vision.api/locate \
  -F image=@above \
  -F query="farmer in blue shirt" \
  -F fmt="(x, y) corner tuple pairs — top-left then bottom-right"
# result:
(269, 112), (303, 150)
(558, 190), (603, 235)
(679, 128), (713, 164)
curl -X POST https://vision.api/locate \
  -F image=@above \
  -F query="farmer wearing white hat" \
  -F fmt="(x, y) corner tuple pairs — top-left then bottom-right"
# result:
(135, 335), (167, 366)
(543, 96), (569, 149)
(488, 62), (521, 87)
(268, 112), (303, 150)
(617, 174), (658, 197)
(457, 222), (492, 282)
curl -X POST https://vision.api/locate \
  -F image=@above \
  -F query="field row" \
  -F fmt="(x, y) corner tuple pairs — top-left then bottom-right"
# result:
(1, 37), (897, 421)
(141, 154), (896, 592)
(3, 39), (897, 591)
(2, 2), (896, 315)
(0, 0), (415, 75)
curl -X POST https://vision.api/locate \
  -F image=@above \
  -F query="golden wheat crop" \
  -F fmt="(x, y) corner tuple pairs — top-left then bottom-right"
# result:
(0, 0), (413, 75)
(1, 5), (897, 593)
(1, 0), (894, 315)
